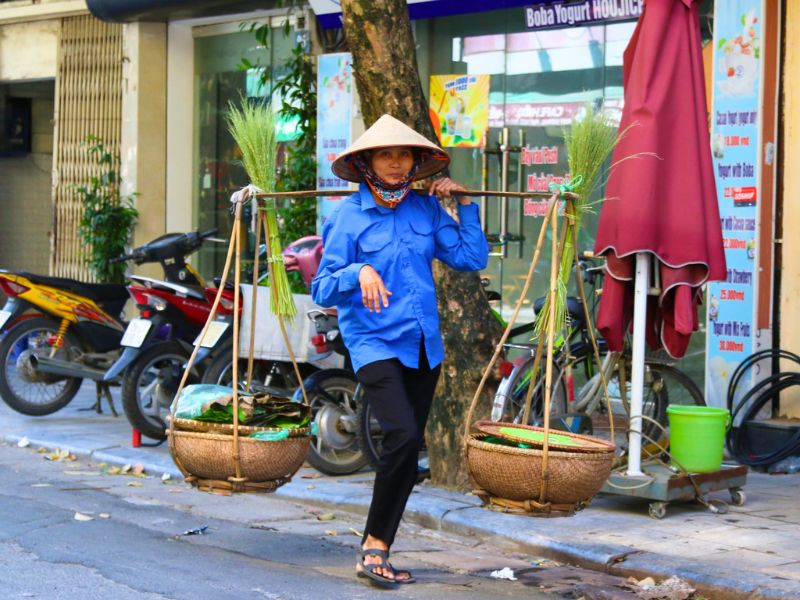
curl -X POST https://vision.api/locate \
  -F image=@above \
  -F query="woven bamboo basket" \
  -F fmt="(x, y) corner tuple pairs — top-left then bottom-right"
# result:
(170, 416), (310, 437)
(473, 419), (615, 454)
(464, 193), (619, 515)
(466, 433), (614, 504)
(167, 192), (312, 495)
(169, 428), (311, 492)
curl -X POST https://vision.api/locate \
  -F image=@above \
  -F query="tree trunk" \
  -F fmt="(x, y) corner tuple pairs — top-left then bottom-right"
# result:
(340, 0), (501, 488)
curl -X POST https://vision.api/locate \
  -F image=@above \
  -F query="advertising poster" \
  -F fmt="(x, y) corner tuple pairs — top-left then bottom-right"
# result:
(705, 2), (763, 408)
(429, 74), (489, 148)
(316, 53), (355, 232)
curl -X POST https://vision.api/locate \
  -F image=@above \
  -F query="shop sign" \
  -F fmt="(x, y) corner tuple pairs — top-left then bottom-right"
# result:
(705, 1), (763, 409)
(521, 146), (559, 165)
(316, 52), (355, 231)
(310, 0), (556, 29)
(523, 173), (573, 216)
(429, 74), (490, 148)
(524, 0), (642, 31)
(490, 101), (584, 128)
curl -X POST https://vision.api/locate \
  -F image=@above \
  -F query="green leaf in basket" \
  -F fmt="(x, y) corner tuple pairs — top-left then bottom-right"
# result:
(498, 427), (586, 447)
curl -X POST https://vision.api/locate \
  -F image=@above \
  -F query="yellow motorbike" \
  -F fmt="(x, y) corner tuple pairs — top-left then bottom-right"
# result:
(0, 271), (128, 415)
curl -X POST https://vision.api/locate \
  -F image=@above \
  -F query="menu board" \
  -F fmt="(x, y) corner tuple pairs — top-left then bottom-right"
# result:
(705, 1), (763, 408)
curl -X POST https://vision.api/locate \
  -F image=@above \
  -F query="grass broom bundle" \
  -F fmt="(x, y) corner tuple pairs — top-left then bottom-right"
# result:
(535, 104), (619, 339)
(226, 100), (296, 320)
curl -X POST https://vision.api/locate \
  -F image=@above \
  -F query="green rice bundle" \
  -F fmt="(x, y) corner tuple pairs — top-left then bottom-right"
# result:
(535, 105), (619, 339)
(226, 101), (296, 320)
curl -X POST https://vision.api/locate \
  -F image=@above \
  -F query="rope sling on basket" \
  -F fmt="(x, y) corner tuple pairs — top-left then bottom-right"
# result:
(167, 190), (313, 495)
(463, 188), (616, 517)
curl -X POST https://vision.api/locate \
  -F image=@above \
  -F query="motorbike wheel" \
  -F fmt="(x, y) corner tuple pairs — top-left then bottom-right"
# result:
(0, 317), (82, 415)
(304, 374), (367, 476)
(121, 341), (198, 440)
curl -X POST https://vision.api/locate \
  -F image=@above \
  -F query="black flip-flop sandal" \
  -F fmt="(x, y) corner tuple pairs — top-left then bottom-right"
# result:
(356, 548), (398, 588)
(386, 551), (416, 584)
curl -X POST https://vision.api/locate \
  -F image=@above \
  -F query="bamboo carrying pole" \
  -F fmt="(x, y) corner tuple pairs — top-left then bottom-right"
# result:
(539, 208), (561, 504)
(253, 189), (578, 201)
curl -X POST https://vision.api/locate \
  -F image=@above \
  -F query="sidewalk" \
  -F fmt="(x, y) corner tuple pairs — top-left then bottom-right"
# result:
(2, 384), (799, 599)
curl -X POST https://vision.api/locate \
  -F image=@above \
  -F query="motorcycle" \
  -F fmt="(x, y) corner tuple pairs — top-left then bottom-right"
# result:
(126, 234), (327, 440)
(0, 271), (129, 415)
(0, 229), (221, 417)
(200, 235), (365, 475)
(106, 229), (240, 440)
(295, 309), (364, 475)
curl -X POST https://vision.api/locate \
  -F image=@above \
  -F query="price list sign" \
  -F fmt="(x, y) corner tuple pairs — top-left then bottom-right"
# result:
(705, 1), (764, 408)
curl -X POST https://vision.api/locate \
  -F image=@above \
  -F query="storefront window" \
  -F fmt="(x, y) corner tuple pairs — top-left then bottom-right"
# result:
(417, 10), (631, 322)
(193, 23), (296, 277)
(416, 5), (713, 385)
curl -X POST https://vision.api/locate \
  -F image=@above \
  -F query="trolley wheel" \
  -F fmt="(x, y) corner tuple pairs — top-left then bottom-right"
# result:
(648, 501), (667, 519)
(729, 488), (746, 506)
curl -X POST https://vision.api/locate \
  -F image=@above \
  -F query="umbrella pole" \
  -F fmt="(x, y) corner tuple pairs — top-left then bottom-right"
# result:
(627, 252), (650, 477)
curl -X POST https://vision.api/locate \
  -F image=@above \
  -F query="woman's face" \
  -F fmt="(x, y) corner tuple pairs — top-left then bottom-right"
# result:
(368, 147), (415, 184)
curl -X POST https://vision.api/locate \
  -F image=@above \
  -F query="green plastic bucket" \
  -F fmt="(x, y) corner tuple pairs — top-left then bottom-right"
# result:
(667, 406), (731, 473)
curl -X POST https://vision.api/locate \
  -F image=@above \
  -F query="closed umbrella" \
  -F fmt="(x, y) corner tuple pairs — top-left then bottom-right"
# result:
(594, 0), (726, 474)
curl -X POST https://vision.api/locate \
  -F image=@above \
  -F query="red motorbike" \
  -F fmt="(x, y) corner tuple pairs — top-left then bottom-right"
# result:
(120, 235), (326, 440)
(103, 230), (240, 439)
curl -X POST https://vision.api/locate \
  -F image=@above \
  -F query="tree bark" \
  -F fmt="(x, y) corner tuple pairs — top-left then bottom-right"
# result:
(340, 0), (501, 488)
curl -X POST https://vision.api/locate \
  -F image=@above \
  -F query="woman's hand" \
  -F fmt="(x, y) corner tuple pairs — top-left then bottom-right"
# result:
(359, 265), (392, 313)
(429, 177), (470, 205)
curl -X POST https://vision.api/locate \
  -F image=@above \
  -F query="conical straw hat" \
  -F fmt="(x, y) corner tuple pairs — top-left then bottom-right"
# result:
(332, 114), (449, 183)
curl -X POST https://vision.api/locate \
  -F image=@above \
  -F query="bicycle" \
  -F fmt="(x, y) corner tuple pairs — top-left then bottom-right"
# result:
(491, 254), (705, 447)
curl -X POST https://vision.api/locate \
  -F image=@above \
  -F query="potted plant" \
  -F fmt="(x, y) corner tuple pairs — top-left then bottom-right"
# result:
(75, 134), (139, 284)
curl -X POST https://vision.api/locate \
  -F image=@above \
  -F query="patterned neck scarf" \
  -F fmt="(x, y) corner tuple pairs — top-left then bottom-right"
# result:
(351, 152), (421, 208)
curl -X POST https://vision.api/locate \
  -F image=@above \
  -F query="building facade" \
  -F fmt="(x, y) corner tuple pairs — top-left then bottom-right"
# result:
(2, 0), (795, 413)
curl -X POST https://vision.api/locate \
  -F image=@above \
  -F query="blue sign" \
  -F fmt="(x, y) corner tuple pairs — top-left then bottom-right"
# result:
(316, 53), (355, 232)
(705, 1), (763, 409)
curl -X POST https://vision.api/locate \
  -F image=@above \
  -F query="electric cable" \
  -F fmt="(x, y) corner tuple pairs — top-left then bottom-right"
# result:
(726, 350), (800, 466)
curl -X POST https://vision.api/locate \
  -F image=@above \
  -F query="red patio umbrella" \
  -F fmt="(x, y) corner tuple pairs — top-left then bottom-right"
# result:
(594, 0), (726, 360)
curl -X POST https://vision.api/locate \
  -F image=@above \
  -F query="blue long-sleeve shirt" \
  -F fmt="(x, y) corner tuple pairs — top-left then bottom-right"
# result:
(311, 183), (489, 373)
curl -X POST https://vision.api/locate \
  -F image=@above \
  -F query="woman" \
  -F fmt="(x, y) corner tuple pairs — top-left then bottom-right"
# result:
(311, 114), (488, 587)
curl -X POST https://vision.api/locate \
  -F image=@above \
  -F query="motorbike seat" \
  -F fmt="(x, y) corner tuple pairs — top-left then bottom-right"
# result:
(532, 296), (586, 330)
(19, 272), (130, 303)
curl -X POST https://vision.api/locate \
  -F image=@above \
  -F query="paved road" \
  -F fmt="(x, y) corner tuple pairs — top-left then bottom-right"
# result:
(0, 440), (636, 600)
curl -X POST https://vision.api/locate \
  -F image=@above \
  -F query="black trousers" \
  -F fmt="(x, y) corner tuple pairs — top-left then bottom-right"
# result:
(356, 341), (441, 548)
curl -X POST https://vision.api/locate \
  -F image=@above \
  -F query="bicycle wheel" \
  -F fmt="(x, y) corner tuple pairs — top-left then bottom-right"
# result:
(493, 352), (568, 426)
(648, 363), (705, 407)
(568, 347), (667, 446)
